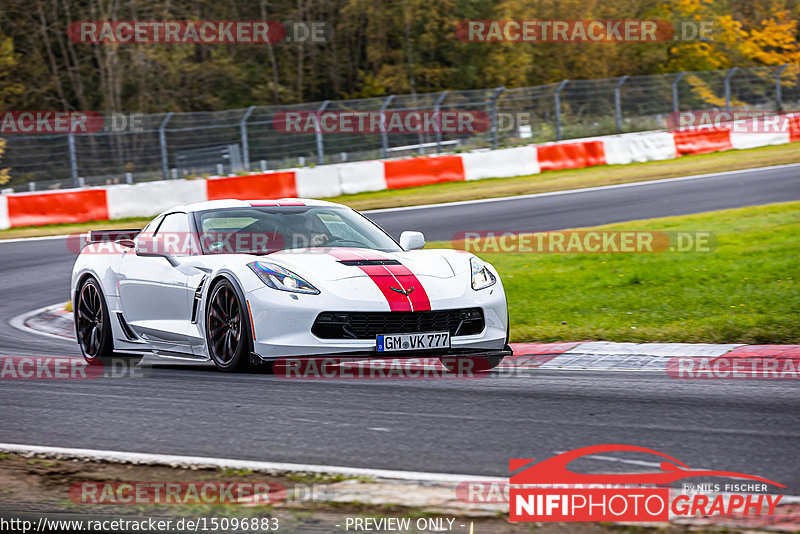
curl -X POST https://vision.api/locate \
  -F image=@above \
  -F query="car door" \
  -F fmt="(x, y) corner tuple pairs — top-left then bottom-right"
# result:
(117, 212), (195, 354)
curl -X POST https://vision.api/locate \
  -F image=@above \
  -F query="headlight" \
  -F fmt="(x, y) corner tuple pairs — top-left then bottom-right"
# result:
(247, 261), (320, 294)
(470, 257), (496, 290)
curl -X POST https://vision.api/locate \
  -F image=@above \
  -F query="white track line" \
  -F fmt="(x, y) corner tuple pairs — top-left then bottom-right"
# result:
(9, 302), (75, 342)
(365, 162), (800, 214)
(0, 233), (77, 245)
(0, 443), (501, 483)
(3, 443), (798, 505)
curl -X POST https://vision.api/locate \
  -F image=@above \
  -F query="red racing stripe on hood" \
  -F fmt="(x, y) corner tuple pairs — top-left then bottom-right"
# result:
(326, 249), (431, 312)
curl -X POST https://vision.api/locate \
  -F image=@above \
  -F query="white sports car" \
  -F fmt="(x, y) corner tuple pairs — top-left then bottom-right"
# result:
(71, 199), (511, 372)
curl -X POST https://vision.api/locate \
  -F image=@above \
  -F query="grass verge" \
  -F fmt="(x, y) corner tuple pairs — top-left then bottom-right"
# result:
(438, 201), (800, 344)
(0, 217), (153, 240)
(1, 142), (799, 240)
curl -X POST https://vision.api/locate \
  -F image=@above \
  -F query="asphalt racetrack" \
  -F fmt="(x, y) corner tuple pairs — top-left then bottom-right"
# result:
(0, 165), (798, 489)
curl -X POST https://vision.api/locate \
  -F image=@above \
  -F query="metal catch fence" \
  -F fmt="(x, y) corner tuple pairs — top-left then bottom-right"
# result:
(2, 65), (798, 192)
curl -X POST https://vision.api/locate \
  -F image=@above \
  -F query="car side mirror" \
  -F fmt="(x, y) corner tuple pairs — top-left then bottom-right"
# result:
(399, 231), (425, 251)
(135, 236), (179, 266)
(119, 239), (135, 249)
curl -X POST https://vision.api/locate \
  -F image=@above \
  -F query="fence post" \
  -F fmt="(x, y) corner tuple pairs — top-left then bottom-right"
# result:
(380, 95), (395, 158)
(315, 100), (330, 165)
(159, 112), (173, 180)
(724, 67), (739, 113)
(68, 133), (79, 187)
(555, 80), (569, 141)
(775, 64), (789, 111)
(489, 86), (505, 149)
(614, 75), (629, 134)
(240, 106), (255, 170)
(672, 71), (686, 114)
(434, 90), (449, 154)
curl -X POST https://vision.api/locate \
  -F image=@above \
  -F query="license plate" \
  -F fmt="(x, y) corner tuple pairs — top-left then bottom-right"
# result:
(377, 332), (450, 352)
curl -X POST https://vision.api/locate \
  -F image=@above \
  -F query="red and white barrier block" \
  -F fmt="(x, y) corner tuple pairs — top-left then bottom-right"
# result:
(1, 113), (798, 229)
(0, 195), (8, 230)
(462, 146), (540, 181)
(6, 189), (108, 228)
(106, 179), (207, 219)
(600, 131), (677, 164)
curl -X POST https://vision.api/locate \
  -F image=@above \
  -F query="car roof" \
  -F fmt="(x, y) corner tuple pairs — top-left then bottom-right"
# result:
(156, 198), (345, 218)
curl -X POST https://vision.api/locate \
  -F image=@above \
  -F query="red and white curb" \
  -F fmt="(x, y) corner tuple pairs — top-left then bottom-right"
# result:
(9, 302), (74, 342)
(508, 341), (742, 369)
(13, 302), (800, 375)
(507, 342), (800, 376)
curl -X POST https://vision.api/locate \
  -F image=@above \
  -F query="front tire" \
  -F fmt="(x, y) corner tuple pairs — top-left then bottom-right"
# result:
(206, 279), (251, 372)
(75, 277), (114, 362)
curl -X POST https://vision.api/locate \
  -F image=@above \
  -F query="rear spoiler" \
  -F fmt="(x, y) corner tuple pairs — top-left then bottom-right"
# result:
(85, 229), (141, 246)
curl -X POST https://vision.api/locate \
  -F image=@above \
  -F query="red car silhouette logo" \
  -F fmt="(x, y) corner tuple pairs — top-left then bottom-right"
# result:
(510, 444), (784, 487)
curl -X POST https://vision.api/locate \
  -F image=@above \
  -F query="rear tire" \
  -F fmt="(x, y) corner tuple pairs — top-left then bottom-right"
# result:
(439, 355), (503, 374)
(205, 279), (252, 372)
(75, 277), (114, 362)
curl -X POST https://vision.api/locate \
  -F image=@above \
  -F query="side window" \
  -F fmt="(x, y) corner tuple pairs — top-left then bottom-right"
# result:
(141, 216), (162, 237)
(154, 213), (192, 255)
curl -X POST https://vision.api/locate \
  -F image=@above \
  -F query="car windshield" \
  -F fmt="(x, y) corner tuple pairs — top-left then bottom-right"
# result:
(193, 206), (401, 254)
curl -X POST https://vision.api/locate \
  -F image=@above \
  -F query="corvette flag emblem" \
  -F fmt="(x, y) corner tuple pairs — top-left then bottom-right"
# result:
(390, 286), (415, 296)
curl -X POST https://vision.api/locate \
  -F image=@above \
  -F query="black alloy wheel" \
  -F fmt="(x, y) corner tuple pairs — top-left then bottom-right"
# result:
(76, 278), (114, 361)
(206, 279), (251, 371)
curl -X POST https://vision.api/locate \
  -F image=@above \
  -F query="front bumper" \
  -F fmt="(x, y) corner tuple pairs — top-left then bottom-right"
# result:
(244, 275), (509, 359)
(251, 345), (514, 364)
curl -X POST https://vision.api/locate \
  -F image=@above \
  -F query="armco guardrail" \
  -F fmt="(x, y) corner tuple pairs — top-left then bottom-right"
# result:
(1, 115), (798, 230)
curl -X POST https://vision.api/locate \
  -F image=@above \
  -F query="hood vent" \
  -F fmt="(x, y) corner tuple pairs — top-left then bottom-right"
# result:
(338, 259), (401, 266)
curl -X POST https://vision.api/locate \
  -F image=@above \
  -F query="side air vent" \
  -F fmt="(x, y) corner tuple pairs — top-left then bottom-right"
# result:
(338, 259), (401, 266)
(116, 313), (139, 341)
(191, 276), (208, 324)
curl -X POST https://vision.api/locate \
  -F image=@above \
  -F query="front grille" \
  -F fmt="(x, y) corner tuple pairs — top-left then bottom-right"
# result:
(312, 308), (484, 340)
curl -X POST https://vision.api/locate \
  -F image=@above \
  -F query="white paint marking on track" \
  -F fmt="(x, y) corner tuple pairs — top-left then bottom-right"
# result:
(0, 443), (501, 484)
(9, 302), (75, 343)
(0, 233), (76, 245)
(364, 163), (800, 214)
(568, 342), (741, 357)
(1, 442), (798, 506)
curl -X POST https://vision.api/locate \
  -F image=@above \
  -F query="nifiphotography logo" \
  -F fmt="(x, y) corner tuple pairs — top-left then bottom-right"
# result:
(509, 445), (785, 522)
